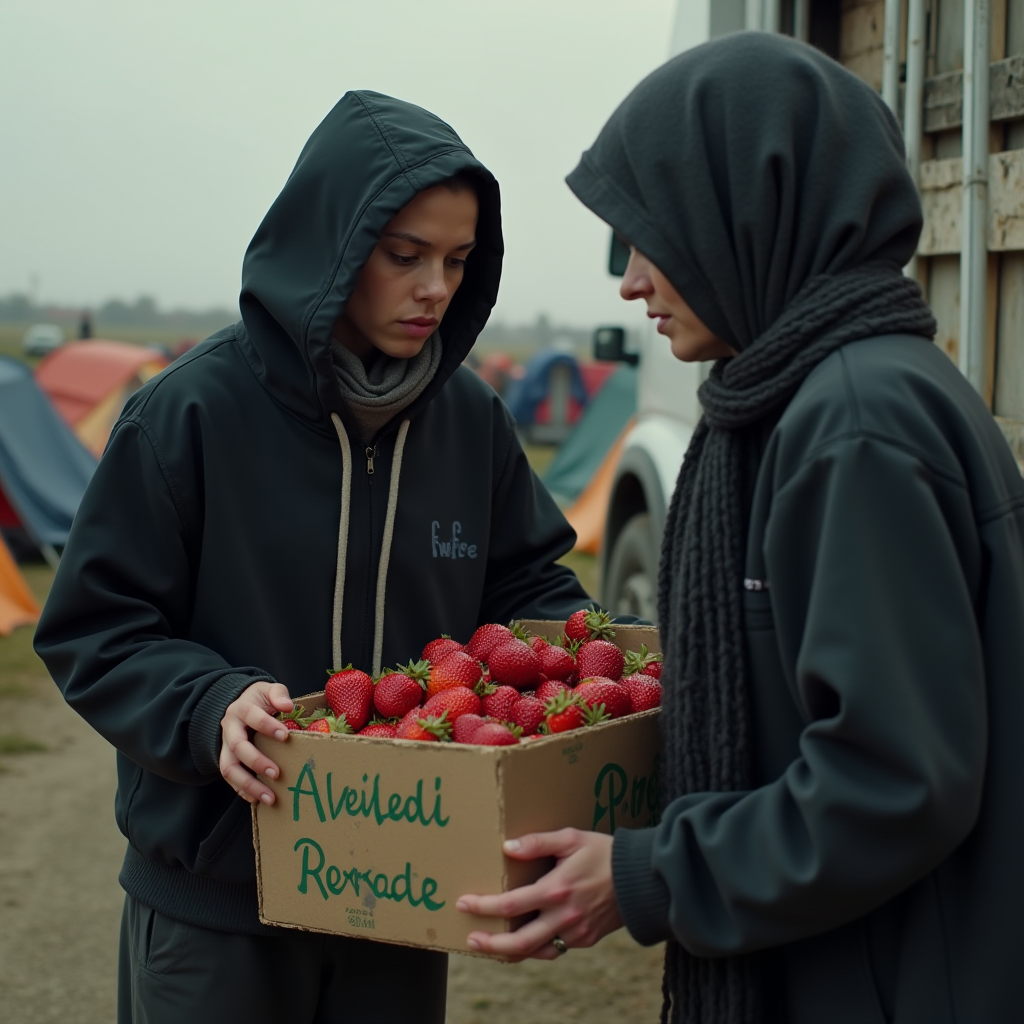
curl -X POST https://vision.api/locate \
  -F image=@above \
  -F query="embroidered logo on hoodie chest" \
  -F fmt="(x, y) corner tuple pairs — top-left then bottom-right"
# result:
(431, 520), (478, 559)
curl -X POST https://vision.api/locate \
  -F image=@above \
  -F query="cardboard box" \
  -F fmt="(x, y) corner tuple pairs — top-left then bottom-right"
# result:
(252, 622), (661, 955)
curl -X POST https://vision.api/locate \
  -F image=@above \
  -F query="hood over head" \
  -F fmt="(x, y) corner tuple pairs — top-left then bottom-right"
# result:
(240, 91), (502, 429)
(565, 32), (922, 352)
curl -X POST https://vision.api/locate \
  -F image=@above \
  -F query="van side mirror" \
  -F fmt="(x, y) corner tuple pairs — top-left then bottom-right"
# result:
(594, 326), (638, 365)
(608, 233), (630, 277)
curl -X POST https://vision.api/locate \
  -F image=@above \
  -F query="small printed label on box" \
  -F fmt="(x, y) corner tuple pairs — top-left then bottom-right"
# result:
(346, 906), (376, 930)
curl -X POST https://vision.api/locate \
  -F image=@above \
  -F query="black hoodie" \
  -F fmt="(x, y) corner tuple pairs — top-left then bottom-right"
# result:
(568, 34), (1024, 1023)
(35, 91), (590, 934)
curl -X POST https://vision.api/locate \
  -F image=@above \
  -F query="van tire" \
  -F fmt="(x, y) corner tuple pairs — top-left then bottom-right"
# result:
(604, 512), (659, 623)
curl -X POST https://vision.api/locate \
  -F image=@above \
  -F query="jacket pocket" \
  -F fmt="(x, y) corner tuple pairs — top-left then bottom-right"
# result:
(195, 798), (248, 869)
(743, 588), (776, 632)
(116, 757), (144, 845)
(743, 590), (805, 784)
(135, 903), (191, 976)
(783, 922), (888, 1024)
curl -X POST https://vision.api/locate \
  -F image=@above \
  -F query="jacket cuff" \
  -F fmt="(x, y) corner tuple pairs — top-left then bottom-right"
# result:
(612, 826), (673, 946)
(188, 671), (276, 778)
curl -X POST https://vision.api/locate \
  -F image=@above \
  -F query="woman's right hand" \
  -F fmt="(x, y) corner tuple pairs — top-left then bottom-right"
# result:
(219, 681), (293, 805)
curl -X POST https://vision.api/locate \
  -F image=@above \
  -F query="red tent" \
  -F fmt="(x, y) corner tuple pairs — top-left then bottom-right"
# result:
(35, 341), (168, 456)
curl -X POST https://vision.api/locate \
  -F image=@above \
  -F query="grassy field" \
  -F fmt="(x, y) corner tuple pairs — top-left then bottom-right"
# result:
(0, 323), (187, 369)
(524, 443), (598, 597)
(0, 565), (56, 769)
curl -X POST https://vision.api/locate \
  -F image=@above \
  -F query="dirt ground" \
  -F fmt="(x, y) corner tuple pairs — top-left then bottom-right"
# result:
(0, 567), (665, 1024)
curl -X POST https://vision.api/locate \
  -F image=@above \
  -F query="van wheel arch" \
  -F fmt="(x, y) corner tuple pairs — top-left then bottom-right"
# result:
(601, 449), (666, 621)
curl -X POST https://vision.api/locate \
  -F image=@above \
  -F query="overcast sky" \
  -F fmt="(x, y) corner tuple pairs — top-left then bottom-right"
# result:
(0, 0), (711, 328)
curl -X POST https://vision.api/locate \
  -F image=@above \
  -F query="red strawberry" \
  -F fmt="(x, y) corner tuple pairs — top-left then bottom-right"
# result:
(374, 660), (429, 718)
(428, 651), (483, 698)
(452, 713), (488, 744)
(529, 635), (549, 653)
(536, 677), (569, 704)
(538, 643), (575, 681)
(471, 722), (520, 746)
(565, 607), (614, 643)
(510, 696), (546, 736)
(276, 704), (309, 731)
(487, 639), (541, 689)
(421, 635), (465, 664)
(564, 609), (591, 643)
(304, 712), (352, 735)
(623, 644), (663, 680)
(575, 680), (630, 719)
(359, 722), (398, 738)
(507, 614), (532, 638)
(481, 684), (520, 720)
(424, 687), (481, 723)
(325, 666), (374, 732)
(576, 639), (624, 681)
(621, 673), (663, 712)
(466, 623), (513, 661)
(544, 691), (586, 734)
(395, 708), (452, 742)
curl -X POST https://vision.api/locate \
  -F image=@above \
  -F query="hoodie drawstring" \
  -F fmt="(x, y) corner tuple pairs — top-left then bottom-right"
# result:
(329, 414), (352, 673)
(329, 413), (410, 678)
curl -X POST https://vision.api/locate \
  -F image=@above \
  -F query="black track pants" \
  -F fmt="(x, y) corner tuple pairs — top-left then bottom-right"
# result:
(117, 895), (447, 1024)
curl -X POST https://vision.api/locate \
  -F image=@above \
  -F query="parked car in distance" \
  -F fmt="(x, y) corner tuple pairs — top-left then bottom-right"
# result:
(22, 323), (65, 357)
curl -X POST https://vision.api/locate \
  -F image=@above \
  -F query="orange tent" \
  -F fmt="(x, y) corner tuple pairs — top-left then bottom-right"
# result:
(563, 419), (634, 555)
(35, 340), (168, 457)
(0, 534), (40, 637)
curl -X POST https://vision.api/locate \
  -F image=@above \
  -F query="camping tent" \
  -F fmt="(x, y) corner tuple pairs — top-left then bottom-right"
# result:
(0, 357), (97, 560)
(542, 364), (638, 506)
(0, 533), (40, 636)
(563, 424), (634, 555)
(503, 351), (589, 443)
(35, 340), (168, 457)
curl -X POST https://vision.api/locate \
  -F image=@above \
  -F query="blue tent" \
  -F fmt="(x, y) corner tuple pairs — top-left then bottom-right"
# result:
(542, 364), (637, 505)
(0, 357), (96, 557)
(503, 350), (588, 427)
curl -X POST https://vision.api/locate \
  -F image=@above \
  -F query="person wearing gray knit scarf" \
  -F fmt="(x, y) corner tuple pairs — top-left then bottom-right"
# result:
(459, 32), (1024, 1024)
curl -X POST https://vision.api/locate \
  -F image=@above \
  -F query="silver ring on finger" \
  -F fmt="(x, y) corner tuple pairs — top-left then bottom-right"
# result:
(552, 935), (568, 955)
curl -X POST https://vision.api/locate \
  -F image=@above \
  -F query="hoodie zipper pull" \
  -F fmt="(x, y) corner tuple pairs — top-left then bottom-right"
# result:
(365, 446), (377, 475)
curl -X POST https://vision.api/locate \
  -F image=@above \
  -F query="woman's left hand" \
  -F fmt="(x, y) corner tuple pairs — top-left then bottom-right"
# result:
(456, 828), (623, 960)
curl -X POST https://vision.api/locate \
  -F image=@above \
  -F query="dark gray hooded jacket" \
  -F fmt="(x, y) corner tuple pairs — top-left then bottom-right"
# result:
(568, 33), (1024, 1023)
(35, 91), (590, 934)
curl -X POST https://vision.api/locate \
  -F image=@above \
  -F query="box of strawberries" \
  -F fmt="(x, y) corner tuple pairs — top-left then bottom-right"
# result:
(252, 610), (662, 956)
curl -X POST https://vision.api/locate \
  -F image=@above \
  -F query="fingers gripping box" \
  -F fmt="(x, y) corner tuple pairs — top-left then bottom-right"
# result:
(252, 622), (661, 955)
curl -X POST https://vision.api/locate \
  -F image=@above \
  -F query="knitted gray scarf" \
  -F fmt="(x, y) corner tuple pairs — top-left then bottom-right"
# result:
(330, 332), (442, 443)
(656, 263), (937, 1024)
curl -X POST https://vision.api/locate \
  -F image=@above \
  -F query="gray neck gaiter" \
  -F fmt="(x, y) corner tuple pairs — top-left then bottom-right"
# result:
(330, 331), (442, 443)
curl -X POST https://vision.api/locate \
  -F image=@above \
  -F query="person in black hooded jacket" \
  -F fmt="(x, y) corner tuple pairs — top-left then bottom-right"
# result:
(457, 33), (1024, 1024)
(33, 91), (594, 1024)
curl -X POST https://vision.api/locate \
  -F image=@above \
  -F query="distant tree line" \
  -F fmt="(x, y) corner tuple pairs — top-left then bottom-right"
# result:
(0, 293), (239, 335)
(0, 294), (595, 356)
(477, 313), (594, 357)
